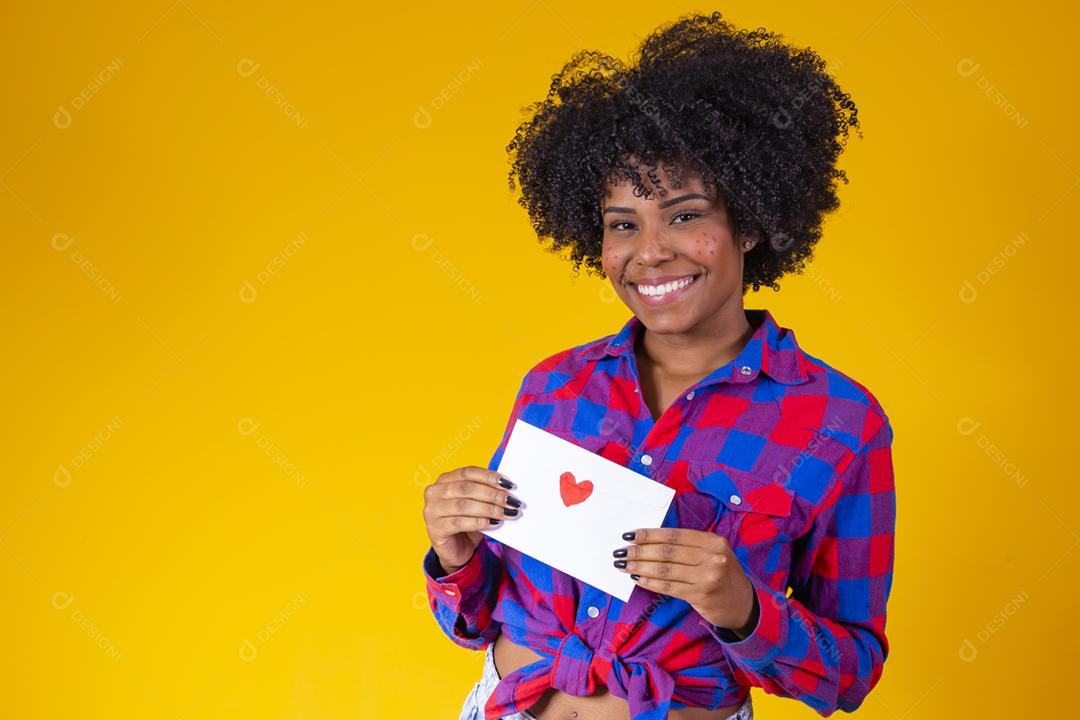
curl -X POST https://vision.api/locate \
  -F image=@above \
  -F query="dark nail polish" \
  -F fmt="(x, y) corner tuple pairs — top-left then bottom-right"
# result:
(613, 560), (627, 569)
(506, 496), (522, 508)
(622, 531), (636, 541)
(612, 548), (627, 558)
(497, 477), (514, 489)
(630, 574), (640, 581)
(489, 518), (502, 525)
(503, 507), (519, 517)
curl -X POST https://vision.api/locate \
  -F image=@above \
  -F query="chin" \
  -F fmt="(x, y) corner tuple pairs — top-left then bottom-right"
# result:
(634, 311), (699, 334)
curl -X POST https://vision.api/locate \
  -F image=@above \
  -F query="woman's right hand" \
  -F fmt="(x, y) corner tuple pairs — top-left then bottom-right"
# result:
(423, 466), (522, 575)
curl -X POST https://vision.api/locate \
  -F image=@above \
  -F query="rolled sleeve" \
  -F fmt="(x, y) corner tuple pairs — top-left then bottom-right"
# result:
(704, 571), (788, 667)
(422, 539), (505, 649)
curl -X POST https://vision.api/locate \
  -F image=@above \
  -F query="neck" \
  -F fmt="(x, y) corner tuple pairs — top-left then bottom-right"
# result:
(638, 307), (756, 380)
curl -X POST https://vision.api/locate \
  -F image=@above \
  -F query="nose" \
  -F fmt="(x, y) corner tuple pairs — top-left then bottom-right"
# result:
(633, 225), (675, 266)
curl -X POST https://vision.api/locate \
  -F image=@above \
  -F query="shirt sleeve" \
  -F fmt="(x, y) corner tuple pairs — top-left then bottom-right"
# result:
(706, 414), (896, 716)
(421, 373), (531, 651)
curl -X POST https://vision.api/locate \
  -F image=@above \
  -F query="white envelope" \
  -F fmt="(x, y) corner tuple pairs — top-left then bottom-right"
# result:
(482, 419), (676, 601)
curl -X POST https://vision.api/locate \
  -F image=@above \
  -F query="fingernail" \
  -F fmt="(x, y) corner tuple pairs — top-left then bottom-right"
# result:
(613, 560), (627, 569)
(498, 477), (514, 489)
(506, 496), (522, 508)
(612, 548), (627, 558)
(489, 518), (502, 525)
(622, 531), (636, 541)
(503, 507), (519, 517)
(630, 574), (641, 581)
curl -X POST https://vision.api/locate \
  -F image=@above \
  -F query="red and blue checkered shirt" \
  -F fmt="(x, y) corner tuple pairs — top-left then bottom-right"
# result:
(424, 308), (895, 720)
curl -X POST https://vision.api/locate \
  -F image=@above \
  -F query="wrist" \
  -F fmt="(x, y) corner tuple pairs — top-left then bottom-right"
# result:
(730, 579), (761, 639)
(434, 547), (473, 577)
(439, 560), (464, 576)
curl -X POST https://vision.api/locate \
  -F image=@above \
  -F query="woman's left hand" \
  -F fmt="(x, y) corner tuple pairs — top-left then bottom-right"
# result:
(614, 527), (759, 638)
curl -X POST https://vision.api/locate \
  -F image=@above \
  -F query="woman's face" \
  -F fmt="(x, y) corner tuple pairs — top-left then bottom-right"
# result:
(600, 163), (755, 336)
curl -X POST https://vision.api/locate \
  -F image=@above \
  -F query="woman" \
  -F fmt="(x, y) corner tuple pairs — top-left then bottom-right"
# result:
(422, 11), (895, 720)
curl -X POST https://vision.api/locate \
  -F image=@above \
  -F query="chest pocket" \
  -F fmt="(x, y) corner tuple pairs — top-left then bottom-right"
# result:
(685, 463), (798, 548)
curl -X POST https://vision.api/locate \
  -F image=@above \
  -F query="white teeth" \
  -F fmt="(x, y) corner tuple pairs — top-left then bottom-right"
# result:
(635, 275), (695, 297)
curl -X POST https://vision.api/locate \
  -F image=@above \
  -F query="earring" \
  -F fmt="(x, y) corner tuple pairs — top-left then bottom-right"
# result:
(743, 240), (754, 249)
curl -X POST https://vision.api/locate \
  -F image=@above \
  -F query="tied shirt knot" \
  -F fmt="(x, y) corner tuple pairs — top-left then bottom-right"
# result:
(488, 631), (676, 720)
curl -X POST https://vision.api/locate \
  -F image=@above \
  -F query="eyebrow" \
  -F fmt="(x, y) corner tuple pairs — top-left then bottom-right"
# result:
(602, 192), (711, 215)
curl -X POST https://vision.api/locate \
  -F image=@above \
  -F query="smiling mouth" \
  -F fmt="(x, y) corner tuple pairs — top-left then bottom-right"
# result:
(628, 273), (701, 300)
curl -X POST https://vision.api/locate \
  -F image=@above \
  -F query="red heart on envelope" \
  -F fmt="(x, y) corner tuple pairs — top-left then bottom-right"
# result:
(559, 471), (593, 507)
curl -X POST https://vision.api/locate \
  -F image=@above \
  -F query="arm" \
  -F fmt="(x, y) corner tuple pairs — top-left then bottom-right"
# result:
(421, 374), (531, 650)
(707, 415), (896, 716)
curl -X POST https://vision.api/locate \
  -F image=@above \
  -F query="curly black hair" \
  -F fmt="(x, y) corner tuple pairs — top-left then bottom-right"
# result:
(505, 11), (861, 293)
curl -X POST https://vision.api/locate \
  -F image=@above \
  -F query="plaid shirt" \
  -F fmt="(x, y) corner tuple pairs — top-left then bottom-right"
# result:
(423, 308), (896, 720)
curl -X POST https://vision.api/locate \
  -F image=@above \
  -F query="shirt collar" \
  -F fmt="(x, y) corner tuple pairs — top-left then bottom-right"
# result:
(579, 307), (810, 386)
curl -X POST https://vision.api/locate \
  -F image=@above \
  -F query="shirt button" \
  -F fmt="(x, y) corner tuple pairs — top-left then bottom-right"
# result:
(445, 589), (457, 596)
(739, 365), (753, 376)
(640, 454), (653, 466)
(587, 605), (600, 619)
(729, 494), (742, 506)
(685, 390), (695, 400)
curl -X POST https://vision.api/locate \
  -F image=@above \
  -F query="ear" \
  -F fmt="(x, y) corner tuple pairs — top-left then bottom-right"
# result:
(737, 232), (760, 254)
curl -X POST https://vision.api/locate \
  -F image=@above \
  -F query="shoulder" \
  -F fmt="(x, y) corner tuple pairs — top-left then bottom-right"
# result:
(789, 345), (893, 455)
(516, 331), (615, 397)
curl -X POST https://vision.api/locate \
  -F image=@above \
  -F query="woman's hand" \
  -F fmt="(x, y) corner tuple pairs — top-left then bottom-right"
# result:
(423, 466), (522, 575)
(613, 527), (759, 638)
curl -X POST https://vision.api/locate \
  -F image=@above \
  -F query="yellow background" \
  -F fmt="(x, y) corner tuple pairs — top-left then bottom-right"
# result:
(2, 1), (1075, 717)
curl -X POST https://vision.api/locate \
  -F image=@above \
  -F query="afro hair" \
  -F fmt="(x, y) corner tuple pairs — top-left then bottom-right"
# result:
(505, 11), (861, 292)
